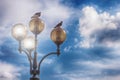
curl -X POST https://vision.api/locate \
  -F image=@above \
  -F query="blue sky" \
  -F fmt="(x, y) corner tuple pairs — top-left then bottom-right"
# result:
(1, 0), (120, 80)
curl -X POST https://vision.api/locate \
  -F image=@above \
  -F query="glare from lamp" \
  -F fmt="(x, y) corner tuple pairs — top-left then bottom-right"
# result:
(22, 36), (35, 51)
(12, 23), (27, 41)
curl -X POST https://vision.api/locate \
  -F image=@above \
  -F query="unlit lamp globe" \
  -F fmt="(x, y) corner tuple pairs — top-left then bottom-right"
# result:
(29, 18), (44, 35)
(22, 36), (35, 51)
(12, 23), (27, 41)
(51, 27), (66, 45)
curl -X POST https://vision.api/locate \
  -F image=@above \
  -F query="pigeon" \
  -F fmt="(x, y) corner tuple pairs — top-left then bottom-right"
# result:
(54, 21), (63, 28)
(31, 12), (41, 18)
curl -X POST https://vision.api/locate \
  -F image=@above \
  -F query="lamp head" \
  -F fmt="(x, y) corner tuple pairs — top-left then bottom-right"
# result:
(29, 13), (44, 35)
(22, 36), (35, 51)
(51, 26), (66, 46)
(12, 23), (27, 41)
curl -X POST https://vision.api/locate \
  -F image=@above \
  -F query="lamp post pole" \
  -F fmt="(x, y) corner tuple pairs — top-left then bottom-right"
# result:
(11, 12), (66, 80)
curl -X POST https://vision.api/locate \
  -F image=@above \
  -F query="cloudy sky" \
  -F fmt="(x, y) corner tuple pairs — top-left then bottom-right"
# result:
(1, 0), (120, 80)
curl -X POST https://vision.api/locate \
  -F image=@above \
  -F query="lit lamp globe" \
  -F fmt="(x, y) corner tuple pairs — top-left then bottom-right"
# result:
(12, 24), (27, 41)
(29, 18), (44, 35)
(51, 27), (66, 46)
(22, 36), (35, 51)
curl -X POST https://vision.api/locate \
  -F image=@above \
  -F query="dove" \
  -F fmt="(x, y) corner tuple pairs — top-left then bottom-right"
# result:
(54, 21), (63, 28)
(31, 12), (41, 18)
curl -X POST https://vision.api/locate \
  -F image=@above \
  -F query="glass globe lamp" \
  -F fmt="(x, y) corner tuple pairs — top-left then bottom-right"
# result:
(12, 23), (27, 41)
(22, 36), (35, 51)
(29, 18), (44, 35)
(51, 27), (66, 46)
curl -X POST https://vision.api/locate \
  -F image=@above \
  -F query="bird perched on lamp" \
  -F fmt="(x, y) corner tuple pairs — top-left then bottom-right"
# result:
(54, 21), (63, 28)
(31, 12), (41, 18)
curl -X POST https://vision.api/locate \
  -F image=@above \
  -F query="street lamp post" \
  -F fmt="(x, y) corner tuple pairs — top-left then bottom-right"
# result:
(11, 12), (66, 80)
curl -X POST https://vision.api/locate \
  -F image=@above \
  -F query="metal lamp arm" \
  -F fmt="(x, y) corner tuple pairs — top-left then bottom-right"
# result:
(21, 49), (33, 74)
(38, 52), (57, 73)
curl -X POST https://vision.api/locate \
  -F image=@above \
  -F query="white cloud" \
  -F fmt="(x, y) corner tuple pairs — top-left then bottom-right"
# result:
(54, 58), (120, 80)
(70, 58), (120, 80)
(42, 0), (71, 25)
(76, 58), (120, 70)
(78, 6), (120, 49)
(52, 55), (120, 80)
(74, 7), (120, 80)
(55, 73), (120, 80)
(64, 46), (72, 52)
(43, 58), (55, 64)
(0, 61), (21, 80)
